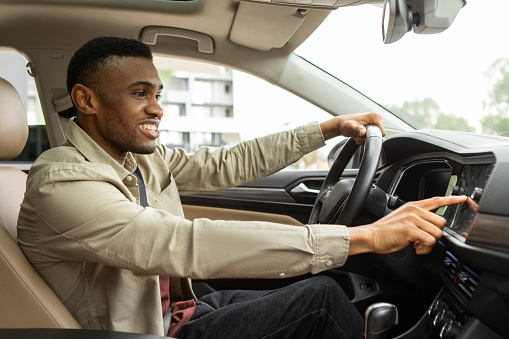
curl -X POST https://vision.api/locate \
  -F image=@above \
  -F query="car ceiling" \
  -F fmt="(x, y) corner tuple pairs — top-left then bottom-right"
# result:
(0, 0), (382, 61)
(0, 0), (395, 146)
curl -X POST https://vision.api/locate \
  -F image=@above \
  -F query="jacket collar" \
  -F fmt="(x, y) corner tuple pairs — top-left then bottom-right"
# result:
(64, 118), (137, 179)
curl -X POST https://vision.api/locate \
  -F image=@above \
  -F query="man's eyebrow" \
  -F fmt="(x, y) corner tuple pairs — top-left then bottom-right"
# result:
(128, 81), (164, 90)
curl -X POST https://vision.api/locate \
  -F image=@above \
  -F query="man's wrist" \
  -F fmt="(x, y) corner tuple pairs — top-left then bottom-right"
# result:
(319, 116), (344, 141)
(347, 226), (374, 256)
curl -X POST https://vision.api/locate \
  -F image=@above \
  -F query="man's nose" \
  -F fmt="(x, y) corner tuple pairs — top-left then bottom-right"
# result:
(147, 99), (163, 118)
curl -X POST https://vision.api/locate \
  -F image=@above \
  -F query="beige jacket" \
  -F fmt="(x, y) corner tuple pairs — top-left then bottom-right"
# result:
(17, 119), (350, 336)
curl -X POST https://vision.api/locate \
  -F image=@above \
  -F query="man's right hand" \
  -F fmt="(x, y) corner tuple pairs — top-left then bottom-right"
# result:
(347, 196), (467, 256)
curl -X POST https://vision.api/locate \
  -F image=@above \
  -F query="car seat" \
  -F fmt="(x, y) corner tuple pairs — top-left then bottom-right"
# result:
(0, 76), (81, 329)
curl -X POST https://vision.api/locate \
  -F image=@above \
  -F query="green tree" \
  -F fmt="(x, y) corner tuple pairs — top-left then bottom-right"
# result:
(435, 113), (475, 132)
(481, 57), (509, 136)
(480, 114), (509, 136)
(386, 98), (475, 132)
(386, 98), (437, 129)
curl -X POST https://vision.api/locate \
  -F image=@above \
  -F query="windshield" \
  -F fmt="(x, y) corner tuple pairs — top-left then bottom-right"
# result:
(296, 0), (509, 136)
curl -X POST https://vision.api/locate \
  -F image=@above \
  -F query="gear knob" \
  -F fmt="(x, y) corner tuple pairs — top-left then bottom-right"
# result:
(364, 302), (399, 339)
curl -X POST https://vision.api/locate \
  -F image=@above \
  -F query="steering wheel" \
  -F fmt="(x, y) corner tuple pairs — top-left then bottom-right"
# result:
(309, 125), (383, 226)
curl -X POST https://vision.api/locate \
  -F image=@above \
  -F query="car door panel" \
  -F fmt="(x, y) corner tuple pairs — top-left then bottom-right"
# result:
(182, 205), (303, 226)
(180, 169), (359, 224)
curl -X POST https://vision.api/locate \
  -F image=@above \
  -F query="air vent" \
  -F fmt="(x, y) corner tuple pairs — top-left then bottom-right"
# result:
(443, 252), (480, 303)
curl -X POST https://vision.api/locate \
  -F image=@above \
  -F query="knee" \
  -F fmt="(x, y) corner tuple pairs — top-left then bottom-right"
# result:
(300, 275), (341, 295)
(304, 276), (350, 302)
(309, 275), (339, 290)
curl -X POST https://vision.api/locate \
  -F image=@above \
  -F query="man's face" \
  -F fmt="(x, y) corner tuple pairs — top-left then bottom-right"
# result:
(91, 56), (163, 158)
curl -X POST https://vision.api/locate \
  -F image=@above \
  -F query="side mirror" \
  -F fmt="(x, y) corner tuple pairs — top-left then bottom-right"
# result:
(382, 0), (419, 44)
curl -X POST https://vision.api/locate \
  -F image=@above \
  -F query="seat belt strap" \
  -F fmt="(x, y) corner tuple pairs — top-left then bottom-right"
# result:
(133, 167), (148, 207)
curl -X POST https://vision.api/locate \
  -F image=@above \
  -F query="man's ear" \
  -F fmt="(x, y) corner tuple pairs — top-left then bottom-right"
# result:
(71, 84), (98, 115)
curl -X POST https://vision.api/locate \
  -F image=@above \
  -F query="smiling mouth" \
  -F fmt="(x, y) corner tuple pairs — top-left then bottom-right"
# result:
(140, 123), (160, 139)
(141, 124), (157, 131)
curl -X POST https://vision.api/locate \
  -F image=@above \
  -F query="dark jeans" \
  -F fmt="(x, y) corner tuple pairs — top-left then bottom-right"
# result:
(175, 275), (363, 339)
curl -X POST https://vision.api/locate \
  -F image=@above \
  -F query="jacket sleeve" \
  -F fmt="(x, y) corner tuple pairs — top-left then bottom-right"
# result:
(19, 165), (350, 280)
(162, 122), (326, 193)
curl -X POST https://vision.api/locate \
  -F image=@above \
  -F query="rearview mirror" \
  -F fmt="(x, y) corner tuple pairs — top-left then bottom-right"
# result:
(382, 0), (419, 44)
(383, 0), (466, 44)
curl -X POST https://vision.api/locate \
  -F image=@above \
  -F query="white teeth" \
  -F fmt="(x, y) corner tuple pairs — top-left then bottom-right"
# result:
(142, 124), (157, 131)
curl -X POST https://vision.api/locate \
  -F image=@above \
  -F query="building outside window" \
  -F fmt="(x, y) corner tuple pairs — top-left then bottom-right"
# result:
(155, 58), (237, 152)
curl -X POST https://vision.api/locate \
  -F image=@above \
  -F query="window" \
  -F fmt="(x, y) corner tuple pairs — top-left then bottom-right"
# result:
(296, 1), (509, 136)
(192, 80), (213, 104)
(191, 106), (212, 118)
(211, 133), (221, 146)
(167, 77), (188, 91)
(159, 131), (190, 150)
(153, 56), (333, 171)
(0, 51), (49, 166)
(163, 104), (186, 118)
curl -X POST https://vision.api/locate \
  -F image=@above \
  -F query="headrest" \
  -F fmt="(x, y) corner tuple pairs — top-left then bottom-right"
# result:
(0, 77), (29, 160)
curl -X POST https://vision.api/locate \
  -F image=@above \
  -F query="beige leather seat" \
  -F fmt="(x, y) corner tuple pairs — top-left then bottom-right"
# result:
(0, 76), (81, 329)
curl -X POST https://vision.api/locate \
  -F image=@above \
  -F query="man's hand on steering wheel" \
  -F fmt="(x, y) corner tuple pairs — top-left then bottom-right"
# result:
(319, 112), (386, 144)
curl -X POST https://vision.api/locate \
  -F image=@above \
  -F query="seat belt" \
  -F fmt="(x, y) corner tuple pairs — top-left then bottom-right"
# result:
(132, 167), (172, 335)
(133, 167), (148, 207)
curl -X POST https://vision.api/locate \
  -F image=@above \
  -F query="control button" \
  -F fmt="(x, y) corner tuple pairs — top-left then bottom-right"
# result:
(451, 186), (465, 196)
(440, 319), (461, 339)
(471, 187), (483, 201)
(433, 308), (449, 329)
(428, 300), (443, 318)
(387, 195), (405, 210)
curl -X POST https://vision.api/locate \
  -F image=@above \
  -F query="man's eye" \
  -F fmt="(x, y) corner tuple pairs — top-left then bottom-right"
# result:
(134, 91), (145, 98)
(155, 94), (162, 102)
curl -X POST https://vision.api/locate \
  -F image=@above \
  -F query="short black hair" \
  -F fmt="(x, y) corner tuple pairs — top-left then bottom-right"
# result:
(61, 36), (153, 118)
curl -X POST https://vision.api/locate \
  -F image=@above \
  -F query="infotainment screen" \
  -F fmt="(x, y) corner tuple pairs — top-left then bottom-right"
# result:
(436, 174), (457, 216)
(442, 164), (494, 237)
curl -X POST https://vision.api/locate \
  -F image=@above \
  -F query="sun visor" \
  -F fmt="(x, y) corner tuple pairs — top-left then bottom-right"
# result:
(229, 2), (309, 51)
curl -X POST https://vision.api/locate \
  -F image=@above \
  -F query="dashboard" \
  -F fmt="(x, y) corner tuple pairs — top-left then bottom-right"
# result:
(377, 129), (509, 339)
(182, 128), (509, 338)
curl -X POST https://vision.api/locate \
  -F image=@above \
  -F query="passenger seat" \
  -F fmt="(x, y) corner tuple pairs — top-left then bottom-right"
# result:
(0, 76), (80, 329)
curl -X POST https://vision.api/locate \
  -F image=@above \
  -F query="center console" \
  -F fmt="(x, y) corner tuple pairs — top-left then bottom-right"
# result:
(427, 251), (480, 338)
(394, 247), (505, 339)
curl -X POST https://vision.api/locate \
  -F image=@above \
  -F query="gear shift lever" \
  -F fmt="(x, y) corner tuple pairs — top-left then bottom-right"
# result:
(364, 302), (399, 339)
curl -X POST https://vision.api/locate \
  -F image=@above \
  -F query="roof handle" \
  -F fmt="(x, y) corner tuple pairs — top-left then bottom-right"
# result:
(140, 26), (214, 54)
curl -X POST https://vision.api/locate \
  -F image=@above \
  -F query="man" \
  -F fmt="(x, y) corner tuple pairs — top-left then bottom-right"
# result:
(17, 37), (466, 338)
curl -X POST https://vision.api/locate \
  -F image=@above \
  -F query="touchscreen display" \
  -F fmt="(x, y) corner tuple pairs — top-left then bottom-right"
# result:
(442, 164), (494, 236)
(436, 174), (457, 216)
